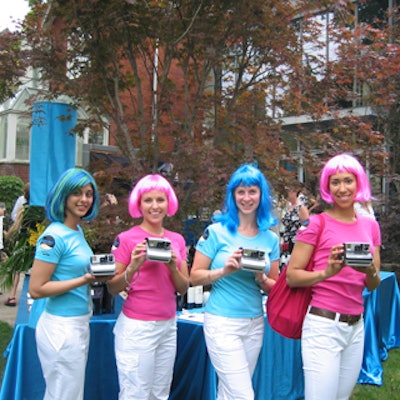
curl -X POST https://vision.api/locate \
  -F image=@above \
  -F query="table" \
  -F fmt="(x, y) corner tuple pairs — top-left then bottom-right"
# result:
(1, 272), (400, 400)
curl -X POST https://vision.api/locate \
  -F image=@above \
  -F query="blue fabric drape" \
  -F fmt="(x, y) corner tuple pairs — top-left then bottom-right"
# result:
(30, 102), (77, 206)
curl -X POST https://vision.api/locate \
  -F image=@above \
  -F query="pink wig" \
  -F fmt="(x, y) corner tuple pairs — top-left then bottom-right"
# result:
(128, 174), (179, 218)
(319, 154), (372, 204)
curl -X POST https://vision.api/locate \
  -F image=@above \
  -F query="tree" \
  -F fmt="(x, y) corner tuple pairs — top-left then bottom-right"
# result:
(6, 0), (396, 237)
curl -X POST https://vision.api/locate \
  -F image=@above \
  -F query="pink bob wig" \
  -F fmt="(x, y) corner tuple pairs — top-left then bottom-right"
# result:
(319, 153), (372, 204)
(128, 174), (179, 218)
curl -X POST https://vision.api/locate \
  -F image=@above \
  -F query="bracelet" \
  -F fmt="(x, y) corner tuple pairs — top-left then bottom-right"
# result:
(208, 271), (215, 284)
(256, 276), (268, 286)
(124, 269), (140, 287)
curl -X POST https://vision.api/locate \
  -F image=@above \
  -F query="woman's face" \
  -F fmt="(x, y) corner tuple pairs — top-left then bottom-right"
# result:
(65, 183), (94, 220)
(140, 190), (168, 224)
(234, 185), (261, 216)
(329, 171), (357, 208)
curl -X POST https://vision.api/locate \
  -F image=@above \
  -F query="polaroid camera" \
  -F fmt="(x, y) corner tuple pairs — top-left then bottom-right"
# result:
(90, 254), (116, 276)
(342, 242), (373, 268)
(240, 248), (266, 272)
(146, 237), (172, 263)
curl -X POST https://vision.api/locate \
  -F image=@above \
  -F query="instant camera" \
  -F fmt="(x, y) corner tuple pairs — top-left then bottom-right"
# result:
(146, 237), (172, 263)
(89, 254), (116, 276)
(240, 248), (266, 272)
(342, 242), (373, 268)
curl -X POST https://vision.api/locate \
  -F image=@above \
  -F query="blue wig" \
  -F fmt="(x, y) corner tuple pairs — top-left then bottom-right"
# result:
(214, 164), (277, 233)
(45, 168), (100, 222)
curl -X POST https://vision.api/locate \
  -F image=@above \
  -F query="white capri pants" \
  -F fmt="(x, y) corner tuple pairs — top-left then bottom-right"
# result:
(203, 312), (264, 400)
(113, 312), (177, 400)
(36, 311), (91, 400)
(302, 311), (364, 400)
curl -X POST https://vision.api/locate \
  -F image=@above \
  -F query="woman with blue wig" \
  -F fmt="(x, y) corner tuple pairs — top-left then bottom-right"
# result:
(29, 167), (103, 400)
(190, 163), (280, 400)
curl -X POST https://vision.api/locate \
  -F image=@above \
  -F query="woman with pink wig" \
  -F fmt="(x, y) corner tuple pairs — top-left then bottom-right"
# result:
(286, 153), (381, 400)
(107, 174), (189, 400)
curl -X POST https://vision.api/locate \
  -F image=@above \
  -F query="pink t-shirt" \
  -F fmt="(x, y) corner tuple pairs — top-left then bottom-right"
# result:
(112, 225), (187, 321)
(296, 212), (381, 314)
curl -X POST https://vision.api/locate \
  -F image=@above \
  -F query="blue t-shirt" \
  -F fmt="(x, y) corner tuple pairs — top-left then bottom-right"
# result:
(196, 222), (279, 318)
(34, 222), (93, 316)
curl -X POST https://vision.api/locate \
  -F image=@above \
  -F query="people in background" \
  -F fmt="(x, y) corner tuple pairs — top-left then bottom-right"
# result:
(190, 164), (280, 400)
(107, 174), (189, 400)
(286, 154), (381, 400)
(29, 168), (104, 400)
(11, 183), (29, 222)
(354, 201), (376, 220)
(4, 183), (30, 307)
(281, 184), (310, 254)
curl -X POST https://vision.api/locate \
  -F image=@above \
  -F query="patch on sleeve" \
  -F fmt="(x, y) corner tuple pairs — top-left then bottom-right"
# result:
(39, 235), (56, 250)
(111, 236), (120, 250)
(197, 228), (210, 243)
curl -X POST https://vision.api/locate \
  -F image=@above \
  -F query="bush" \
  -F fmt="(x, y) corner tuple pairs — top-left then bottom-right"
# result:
(0, 176), (24, 230)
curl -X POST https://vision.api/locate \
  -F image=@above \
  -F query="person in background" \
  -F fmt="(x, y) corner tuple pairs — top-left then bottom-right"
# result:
(190, 164), (280, 400)
(29, 168), (104, 400)
(354, 201), (376, 220)
(11, 183), (29, 222)
(286, 154), (381, 400)
(4, 183), (30, 306)
(281, 183), (310, 254)
(107, 174), (189, 400)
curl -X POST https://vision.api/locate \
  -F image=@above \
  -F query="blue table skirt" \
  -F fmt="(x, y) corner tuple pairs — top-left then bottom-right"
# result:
(1, 272), (400, 400)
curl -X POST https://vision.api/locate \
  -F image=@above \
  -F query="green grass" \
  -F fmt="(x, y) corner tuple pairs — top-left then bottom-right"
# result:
(351, 347), (400, 399)
(0, 321), (13, 384)
(0, 319), (400, 399)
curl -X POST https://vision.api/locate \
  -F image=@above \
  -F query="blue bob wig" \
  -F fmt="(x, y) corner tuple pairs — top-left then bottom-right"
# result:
(45, 168), (100, 222)
(213, 164), (277, 233)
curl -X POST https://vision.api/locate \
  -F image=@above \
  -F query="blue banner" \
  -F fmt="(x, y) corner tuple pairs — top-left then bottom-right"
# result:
(30, 102), (77, 206)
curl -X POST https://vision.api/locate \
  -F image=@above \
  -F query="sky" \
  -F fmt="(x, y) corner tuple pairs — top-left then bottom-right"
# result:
(0, 0), (31, 31)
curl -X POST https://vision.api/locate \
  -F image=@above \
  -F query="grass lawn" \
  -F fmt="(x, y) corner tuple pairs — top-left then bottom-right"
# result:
(0, 321), (13, 385)
(351, 347), (400, 399)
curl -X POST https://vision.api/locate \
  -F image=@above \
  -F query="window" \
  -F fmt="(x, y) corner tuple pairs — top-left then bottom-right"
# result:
(15, 114), (30, 160)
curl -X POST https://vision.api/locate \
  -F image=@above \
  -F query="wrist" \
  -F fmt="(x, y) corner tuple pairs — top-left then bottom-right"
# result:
(367, 269), (378, 278)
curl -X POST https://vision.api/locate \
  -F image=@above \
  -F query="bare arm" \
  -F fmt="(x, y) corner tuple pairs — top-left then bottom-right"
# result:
(254, 259), (279, 293)
(29, 259), (96, 299)
(286, 241), (344, 288)
(190, 249), (242, 287)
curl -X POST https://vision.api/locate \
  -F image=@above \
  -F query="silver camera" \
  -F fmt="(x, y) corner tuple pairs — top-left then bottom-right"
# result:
(240, 248), (266, 272)
(90, 254), (116, 276)
(342, 242), (373, 268)
(146, 237), (172, 263)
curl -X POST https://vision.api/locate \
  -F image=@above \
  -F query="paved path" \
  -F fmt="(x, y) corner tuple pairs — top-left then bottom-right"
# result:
(0, 275), (23, 327)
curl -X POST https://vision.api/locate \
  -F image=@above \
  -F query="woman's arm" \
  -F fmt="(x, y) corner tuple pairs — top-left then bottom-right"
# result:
(255, 259), (279, 293)
(190, 249), (242, 287)
(166, 252), (189, 295)
(286, 241), (344, 288)
(29, 259), (94, 299)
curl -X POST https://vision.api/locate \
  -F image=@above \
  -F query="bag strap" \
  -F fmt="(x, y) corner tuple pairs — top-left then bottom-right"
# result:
(305, 213), (326, 271)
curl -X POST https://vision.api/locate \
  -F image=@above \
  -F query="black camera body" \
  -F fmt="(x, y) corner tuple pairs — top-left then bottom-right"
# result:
(343, 242), (373, 268)
(89, 254), (116, 276)
(240, 248), (266, 272)
(146, 237), (172, 263)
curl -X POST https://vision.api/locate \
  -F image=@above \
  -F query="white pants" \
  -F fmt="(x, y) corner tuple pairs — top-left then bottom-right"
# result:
(204, 313), (264, 400)
(36, 311), (91, 400)
(302, 311), (364, 400)
(113, 312), (177, 400)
